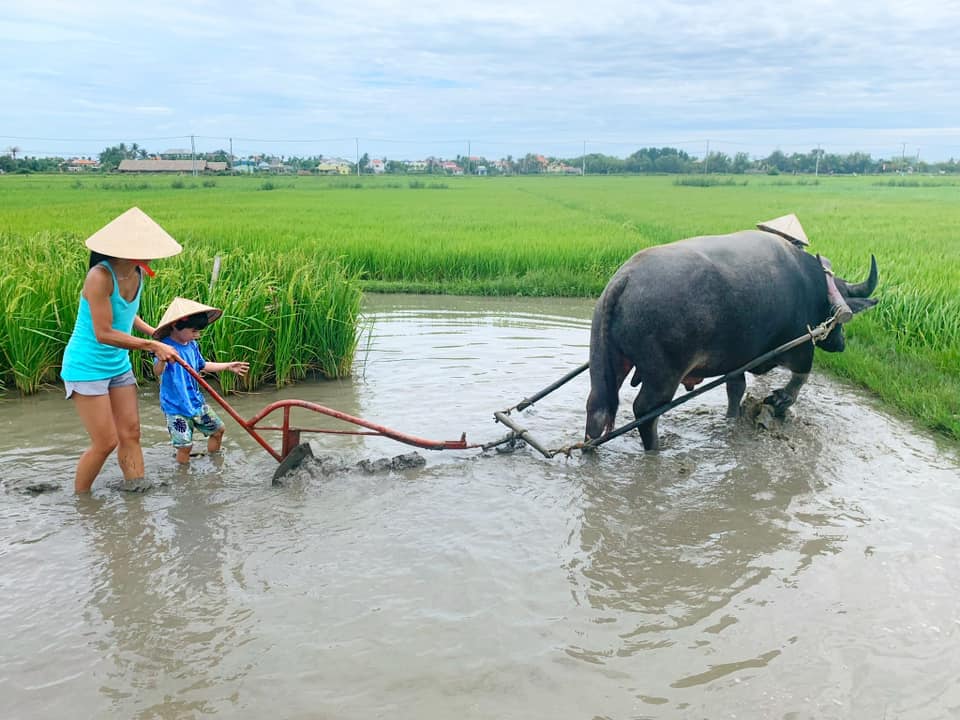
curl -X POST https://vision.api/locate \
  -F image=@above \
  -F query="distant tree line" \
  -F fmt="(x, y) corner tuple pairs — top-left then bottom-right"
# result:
(571, 147), (958, 176)
(3, 143), (959, 176)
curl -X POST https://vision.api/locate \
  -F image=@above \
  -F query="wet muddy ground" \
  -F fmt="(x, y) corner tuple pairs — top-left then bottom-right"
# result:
(2, 294), (959, 719)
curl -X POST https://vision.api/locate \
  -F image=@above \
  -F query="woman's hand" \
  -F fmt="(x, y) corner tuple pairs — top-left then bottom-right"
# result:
(151, 341), (180, 364)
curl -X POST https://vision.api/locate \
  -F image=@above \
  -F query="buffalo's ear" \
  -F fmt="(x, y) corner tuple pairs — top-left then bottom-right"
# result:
(848, 297), (879, 314)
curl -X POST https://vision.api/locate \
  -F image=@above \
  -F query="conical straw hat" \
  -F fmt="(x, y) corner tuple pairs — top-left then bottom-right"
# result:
(153, 297), (223, 339)
(756, 213), (809, 246)
(85, 207), (183, 259)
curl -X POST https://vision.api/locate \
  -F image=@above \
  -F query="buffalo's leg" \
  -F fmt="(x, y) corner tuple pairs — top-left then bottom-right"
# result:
(763, 371), (809, 417)
(631, 375), (683, 451)
(725, 373), (746, 418)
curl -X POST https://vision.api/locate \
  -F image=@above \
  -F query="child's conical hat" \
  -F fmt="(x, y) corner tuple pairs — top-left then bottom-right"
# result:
(153, 297), (223, 339)
(85, 207), (183, 259)
(756, 213), (809, 246)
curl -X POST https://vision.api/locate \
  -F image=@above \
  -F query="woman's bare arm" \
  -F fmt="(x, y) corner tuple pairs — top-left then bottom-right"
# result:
(84, 266), (178, 362)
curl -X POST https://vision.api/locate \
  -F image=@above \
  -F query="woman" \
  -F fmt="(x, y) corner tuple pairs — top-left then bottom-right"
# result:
(61, 207), (183, 493)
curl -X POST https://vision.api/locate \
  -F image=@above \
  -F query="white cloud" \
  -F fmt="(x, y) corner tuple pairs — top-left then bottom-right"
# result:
(2, 0), (960, 159)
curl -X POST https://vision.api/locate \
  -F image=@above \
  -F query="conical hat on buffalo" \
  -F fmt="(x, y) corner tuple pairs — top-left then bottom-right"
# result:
(756, 213), (809, 246)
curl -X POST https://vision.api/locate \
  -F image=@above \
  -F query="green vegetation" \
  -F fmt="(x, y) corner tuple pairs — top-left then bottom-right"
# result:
(0, 173), (957, 443)
(0, 190), (362, 394)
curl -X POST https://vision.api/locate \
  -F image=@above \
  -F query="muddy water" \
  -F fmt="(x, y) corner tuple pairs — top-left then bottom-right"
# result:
(2, 294), (960, 719)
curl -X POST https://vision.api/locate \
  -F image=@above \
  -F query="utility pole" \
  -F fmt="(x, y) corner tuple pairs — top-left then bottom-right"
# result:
(704, 139), (710, 174)
(582, 140), (586, 176)
(467, 140), (471, 174)
(191, 134), (197, 176)
(815, 144), (821, 177)
(901, 142), (906, 174)
(356, 137), (360, 176)
(229, 137), (233, 166)
(915, 149), (920, 172)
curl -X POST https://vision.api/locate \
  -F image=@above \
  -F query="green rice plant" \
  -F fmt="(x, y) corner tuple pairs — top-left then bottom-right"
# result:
(0, 236), (78, 392)
(1, 173), (958, 442)
(138, 248), (362, 392)
(0, 227), (362, 395)
(673, 177), (742, 187)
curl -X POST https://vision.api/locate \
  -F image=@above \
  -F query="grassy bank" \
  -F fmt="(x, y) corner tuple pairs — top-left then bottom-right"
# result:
(0, 173), (957, 442)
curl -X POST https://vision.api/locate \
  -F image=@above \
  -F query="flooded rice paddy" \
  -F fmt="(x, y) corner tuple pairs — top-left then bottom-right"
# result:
(2, 294), (959, 719)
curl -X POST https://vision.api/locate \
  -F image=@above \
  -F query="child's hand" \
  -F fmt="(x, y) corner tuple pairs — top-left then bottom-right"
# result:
(228, 361), (250, 377)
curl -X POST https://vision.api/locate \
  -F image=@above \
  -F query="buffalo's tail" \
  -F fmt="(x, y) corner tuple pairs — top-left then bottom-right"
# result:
(586, 274), (630, 439)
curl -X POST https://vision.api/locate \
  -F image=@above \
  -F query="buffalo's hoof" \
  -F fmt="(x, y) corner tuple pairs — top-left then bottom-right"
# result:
(762, 389), (794, 417)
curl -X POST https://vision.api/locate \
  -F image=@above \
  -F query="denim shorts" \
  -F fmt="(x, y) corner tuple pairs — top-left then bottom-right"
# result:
(64, 370), (137, 399)
(165, 404), (225, 448)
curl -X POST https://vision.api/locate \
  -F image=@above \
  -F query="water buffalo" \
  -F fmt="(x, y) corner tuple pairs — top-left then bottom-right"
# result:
(584, 230), (879, 450)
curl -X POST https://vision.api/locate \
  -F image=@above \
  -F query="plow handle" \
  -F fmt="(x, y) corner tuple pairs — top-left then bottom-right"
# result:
(170, 355), (282, 461)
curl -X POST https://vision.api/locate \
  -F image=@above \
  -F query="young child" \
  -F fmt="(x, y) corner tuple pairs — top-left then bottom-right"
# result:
(152, 297), (249, 464)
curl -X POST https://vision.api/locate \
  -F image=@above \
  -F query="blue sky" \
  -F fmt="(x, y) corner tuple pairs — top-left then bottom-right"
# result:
(2, 0), (959, 162)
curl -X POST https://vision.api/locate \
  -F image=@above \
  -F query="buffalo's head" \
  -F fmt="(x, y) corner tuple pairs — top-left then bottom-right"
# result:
(817, 254), (879, 353)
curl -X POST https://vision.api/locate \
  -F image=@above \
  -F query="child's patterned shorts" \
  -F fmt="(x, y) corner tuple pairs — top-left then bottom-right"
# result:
(165, 404), (224, 448)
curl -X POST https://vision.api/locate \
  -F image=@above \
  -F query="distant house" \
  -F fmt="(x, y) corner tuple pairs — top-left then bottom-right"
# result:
(440, 161), (463, 175)
(317, 160), (352, 175)
(160, 148), (192, 159)
(63, 158), (99, 172)
(547, 161), (581, 175)
(369, 158), (385, 174)
(117, 159), (223, 173)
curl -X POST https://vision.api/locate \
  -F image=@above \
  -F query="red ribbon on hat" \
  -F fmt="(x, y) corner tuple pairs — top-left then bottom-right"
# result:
(135, 261), (156, 278)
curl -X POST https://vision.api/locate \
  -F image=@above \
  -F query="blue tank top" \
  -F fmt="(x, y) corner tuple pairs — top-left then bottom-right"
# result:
(61, 262), (142, 381)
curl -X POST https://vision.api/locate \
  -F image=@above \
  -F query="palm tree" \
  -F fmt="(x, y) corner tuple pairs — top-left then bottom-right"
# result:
(7, 146), (20, 160)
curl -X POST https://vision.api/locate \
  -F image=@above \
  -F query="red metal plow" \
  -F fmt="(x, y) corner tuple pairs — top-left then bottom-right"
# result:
(173, 357), (473, 479)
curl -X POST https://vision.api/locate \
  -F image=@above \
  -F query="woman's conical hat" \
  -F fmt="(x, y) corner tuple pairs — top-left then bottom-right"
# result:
(85, 207), (183, 259)
(756, 213), (809, 246)
(153, 297), (223, 339)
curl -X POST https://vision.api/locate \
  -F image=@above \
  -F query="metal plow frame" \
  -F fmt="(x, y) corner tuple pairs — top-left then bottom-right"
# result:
(173, 357), (472, 478)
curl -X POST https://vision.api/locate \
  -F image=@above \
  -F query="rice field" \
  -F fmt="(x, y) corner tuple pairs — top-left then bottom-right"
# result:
(1, 173), (957, 441)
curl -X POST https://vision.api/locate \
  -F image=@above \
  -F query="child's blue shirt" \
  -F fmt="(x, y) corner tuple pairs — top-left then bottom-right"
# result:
(157, 337), (207, 417)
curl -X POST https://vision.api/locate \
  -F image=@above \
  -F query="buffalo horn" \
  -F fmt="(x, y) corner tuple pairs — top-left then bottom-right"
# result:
(843, 255), (878, 298)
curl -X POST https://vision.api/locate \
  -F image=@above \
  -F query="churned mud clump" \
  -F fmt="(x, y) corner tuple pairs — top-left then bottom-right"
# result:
(740, 395), (792, 434)
(273, 450), (427, 486)
(9, 479), (61, 495)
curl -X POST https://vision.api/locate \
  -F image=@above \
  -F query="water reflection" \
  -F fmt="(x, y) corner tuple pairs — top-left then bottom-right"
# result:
(80, 479), (252, 717)
(2, 294), (959, 719)
(564, 407), (858, 668)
